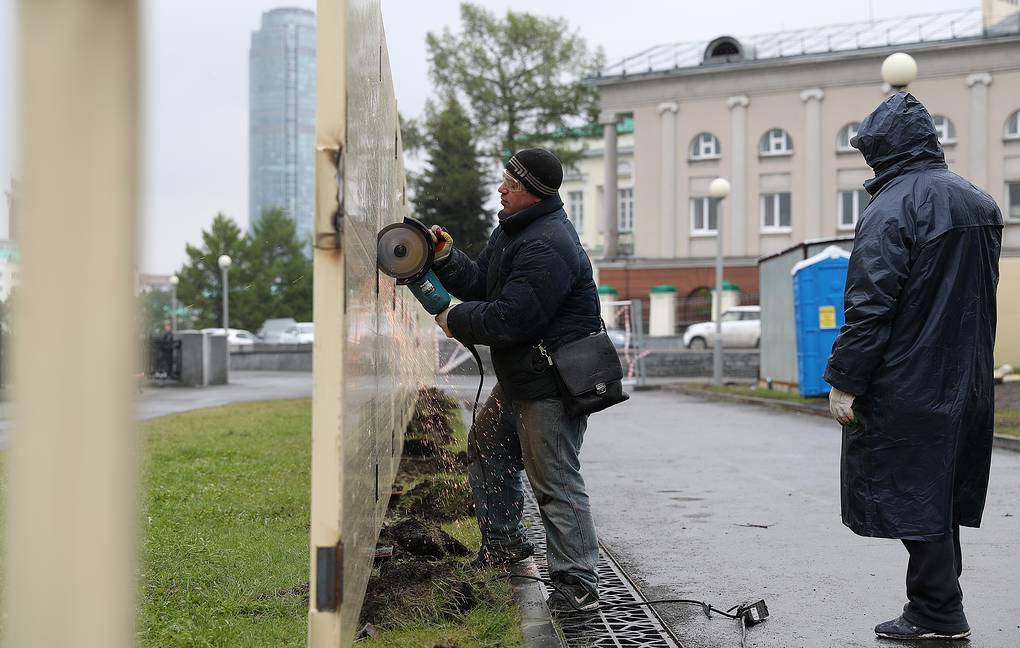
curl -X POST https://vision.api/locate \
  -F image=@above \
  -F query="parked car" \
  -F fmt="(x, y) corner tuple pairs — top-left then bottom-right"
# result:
(682, 306), (761, 349)
(606, 328), (636, 351)
(295, 322), (314, 344)
(200, 328), (256, 346)
(257, 318), (299, 343)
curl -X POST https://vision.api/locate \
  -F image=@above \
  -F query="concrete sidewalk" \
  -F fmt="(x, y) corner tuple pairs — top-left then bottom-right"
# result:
(137, 370), (312, 420)
(580, 390), (1020, 648)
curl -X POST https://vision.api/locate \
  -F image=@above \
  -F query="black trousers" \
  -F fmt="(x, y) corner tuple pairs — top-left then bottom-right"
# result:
(901, 525), (969, 632)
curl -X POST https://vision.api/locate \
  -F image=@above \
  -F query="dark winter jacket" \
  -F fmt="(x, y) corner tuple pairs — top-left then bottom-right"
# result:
(824, 92), (1003, 541)
(436, 195), (601, 400)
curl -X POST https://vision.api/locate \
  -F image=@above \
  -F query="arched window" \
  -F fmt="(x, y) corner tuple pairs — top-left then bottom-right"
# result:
(1006, 110), (1020, 140)
(759, 128), (793, 156)
(836, 122), (860, 152)
(932, 115), (956, 144)
(689, 132), (721, 160)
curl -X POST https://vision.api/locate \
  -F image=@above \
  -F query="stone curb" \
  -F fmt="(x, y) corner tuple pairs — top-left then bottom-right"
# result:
(509, 558), (562, 648)
(663, 384), (1020, 454)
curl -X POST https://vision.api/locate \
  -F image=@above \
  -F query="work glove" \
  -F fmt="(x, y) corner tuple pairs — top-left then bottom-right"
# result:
(828, 386), (857, 426)
(429, 225), (454, 265)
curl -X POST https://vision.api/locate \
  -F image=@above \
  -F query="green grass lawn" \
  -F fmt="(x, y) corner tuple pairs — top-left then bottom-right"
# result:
(695, 385), (1020, 437)
(698, 384), (825, 406)
(141, 400), (312, 647)
(996, 409), (1020, 437)
(141, 396), (521, 648)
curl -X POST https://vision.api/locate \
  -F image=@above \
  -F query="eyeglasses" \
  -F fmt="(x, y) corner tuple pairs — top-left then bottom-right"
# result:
(500, 170), (526, 193)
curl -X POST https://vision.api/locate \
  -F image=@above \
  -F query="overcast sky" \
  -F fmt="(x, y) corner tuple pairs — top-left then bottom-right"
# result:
(0, 0), (980, 274)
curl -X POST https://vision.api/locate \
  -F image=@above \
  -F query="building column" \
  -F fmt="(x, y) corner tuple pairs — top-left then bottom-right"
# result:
(657, 101), (679, 258)
(966, 72), (992, 190)
(600, 111), (620, 259)
(727, 95), (750, 256)
(800, 88), (825, 239)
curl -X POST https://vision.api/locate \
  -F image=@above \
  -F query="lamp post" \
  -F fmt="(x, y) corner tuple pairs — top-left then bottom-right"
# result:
(169, 274), (179, 331)
(218, 255), (232, 331)
(218, 254), (232, 382)
(709, 178), (731, 386)
(881, 52), (917, 92)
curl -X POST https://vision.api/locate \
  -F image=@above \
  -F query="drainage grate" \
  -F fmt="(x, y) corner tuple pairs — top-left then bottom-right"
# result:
(523, 492), (684, 648)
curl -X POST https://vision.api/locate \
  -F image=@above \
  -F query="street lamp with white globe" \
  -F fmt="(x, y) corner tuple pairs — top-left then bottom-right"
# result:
(218, 254), (232, 333)
(169, 274), (179, 331)
(709, 178), (731, 386)
(881, 52), (917, 92)
(218, 254), (232, 381)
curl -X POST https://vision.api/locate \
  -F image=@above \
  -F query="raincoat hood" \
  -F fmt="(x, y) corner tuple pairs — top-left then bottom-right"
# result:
(852, 92), (947, 195)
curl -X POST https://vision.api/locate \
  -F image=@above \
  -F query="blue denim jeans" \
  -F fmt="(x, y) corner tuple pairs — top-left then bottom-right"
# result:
(467, 382), (599, 593)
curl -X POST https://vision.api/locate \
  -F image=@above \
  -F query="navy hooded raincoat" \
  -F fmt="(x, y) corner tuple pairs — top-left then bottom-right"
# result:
(823, 92), (1003, 541)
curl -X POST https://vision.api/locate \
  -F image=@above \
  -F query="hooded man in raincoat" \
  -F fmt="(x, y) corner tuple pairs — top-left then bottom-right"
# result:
(824, 92), (1002, 641)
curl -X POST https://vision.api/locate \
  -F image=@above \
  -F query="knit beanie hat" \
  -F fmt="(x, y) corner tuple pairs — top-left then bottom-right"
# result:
(505, 148), (563, 197)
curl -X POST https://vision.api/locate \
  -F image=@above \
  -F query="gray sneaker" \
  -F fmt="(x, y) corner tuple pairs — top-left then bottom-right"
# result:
(874, 615), (971, 640)
(547, 574), (599, 614)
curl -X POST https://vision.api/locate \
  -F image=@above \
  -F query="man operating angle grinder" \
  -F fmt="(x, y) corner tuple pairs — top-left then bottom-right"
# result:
(428, 148), (615, 615)
(378, 148), (769, 644)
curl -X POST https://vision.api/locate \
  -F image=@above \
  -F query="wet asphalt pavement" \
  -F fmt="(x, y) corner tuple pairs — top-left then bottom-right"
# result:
(136, 370), (312, 420)
(579, 390), (1020, 648)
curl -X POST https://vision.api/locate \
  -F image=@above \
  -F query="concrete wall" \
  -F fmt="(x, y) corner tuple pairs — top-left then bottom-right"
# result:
(437, 339), (758, 380)
(230, 344), (313, 372)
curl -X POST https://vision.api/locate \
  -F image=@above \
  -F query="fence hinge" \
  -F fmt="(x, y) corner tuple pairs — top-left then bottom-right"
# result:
(314, 144), (344, 251)
(315, 540), (343, 611)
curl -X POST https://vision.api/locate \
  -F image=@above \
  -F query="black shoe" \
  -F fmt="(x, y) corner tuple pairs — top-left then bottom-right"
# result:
(547, 574), (599, 614)
(470, 544), (533, 569)
(875, 615), (971, 640)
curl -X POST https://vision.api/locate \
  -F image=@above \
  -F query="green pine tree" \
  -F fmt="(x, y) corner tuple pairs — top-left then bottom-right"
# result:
(248, 208), (313, 323)
(175, 213), (258, 330)
(413, 96), (491, 255)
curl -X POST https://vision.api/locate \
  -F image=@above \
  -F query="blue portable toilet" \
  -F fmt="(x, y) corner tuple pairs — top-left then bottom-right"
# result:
(792, 246), (851, 396)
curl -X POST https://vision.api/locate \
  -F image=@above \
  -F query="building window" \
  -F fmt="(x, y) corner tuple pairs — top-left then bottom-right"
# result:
(618, 188), (634, 232)
(1008, 182), (1020, 221)
(690, 197), (719, 235)
(1006, 110), (1020, 140)
(760, 193), (792, 231)
(689, 133), (721, 160)
(838, 189), (871, 229)
(932, 115), (956, 144)
(568, 191), (584, 232)
(759, 128), (793, 156)
(836, 123), (860, 152)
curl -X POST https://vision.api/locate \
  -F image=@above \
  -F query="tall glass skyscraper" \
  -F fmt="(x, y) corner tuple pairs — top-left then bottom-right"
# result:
(249, 8), (316, 250)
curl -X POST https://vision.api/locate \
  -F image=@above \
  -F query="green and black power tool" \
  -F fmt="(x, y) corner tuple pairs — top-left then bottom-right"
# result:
(376, 217), (452, 315)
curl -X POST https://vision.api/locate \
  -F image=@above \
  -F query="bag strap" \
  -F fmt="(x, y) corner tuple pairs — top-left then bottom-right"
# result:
(538, 317), (608, 365)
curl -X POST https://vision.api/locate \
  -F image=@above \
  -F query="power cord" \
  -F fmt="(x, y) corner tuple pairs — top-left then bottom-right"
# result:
(500, 573), (768, 648)
(460, 351), (769, 648)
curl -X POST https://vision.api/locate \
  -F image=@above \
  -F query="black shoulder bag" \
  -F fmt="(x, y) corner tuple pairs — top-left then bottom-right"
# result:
(537, 322), (630, 418)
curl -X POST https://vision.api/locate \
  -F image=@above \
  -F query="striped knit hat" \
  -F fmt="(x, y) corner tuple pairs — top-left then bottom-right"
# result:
(505, 148), (563, 198)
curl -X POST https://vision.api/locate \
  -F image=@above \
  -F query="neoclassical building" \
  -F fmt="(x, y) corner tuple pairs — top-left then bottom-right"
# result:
(581, 7), (1020, 309)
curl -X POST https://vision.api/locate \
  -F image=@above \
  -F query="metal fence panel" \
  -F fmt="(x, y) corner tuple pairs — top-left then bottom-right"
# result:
(310, 2), (431, 645)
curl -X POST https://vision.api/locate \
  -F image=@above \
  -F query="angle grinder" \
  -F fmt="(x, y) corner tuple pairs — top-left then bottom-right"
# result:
(377, 217), (452, 315)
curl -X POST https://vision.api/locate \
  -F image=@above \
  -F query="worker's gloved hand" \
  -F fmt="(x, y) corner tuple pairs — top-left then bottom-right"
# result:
(828, 386), (857, 426)
(429, 225), (454, 265)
